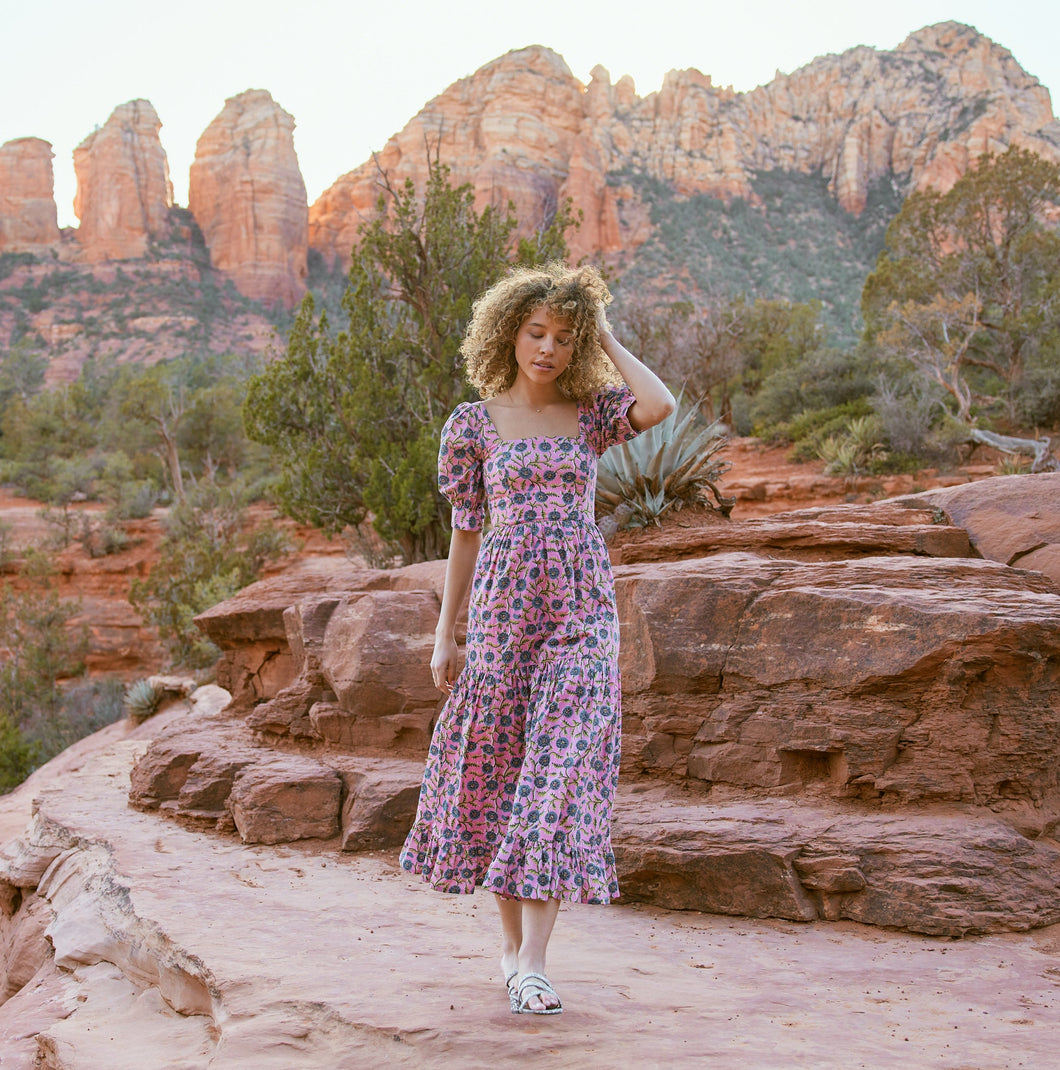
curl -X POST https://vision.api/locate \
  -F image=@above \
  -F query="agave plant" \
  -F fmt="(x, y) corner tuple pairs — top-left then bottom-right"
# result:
(123, 677), (164, 723)
(595, 393), (733, 533)
(817, 414), (886, 477)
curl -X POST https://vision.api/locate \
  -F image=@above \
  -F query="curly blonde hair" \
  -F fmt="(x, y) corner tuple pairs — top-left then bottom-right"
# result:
(461, 263), (623, 401)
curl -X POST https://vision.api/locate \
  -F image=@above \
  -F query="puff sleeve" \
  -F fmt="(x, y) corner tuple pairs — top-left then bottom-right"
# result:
(585, 385), (640, 456)
(438, 403), (487, 531)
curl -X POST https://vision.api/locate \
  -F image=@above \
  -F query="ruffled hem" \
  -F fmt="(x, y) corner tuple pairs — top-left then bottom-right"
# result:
(400, 825), (619, 905)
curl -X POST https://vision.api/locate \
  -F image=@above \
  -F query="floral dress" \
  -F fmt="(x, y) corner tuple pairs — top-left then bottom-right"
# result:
(400, 386), (640, 904)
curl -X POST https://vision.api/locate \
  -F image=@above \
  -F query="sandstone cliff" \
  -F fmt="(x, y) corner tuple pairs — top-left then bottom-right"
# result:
(72, 100), (173, 262)
(188, 90), (308, 309)
(310, 22), (1060, 266)
(0, 138), (60, 253)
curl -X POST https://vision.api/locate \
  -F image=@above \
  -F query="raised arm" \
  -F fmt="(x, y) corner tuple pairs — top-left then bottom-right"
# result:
(598, 328), (676, 431)
(431, 528), (482, 694)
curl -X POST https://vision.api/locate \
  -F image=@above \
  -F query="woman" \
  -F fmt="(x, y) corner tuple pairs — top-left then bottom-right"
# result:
(400, 263), (675, 1014)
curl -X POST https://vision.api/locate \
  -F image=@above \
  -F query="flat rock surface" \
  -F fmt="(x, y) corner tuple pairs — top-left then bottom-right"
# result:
(904, 474), (1060, 590)
(1, 719), (1059, 1068)
(609, 503), (972, 565)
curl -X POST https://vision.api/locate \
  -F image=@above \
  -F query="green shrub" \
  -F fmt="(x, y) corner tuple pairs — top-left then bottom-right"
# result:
(19, 677), (126, 769)
(752, 348), (876, 436)
(0, 520), (13, 569)
(774, 399), (876, 460)
(76, 515), (130, 558)
(107, 481), (158, 521)
(0, 549), (92, 792)
(0, 712), (41, 793)
(815, 414), (885, 476)
(129, 479), (290, 667)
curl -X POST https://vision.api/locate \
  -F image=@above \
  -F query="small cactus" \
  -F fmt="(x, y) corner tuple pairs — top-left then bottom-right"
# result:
(124, 678), (164, 723)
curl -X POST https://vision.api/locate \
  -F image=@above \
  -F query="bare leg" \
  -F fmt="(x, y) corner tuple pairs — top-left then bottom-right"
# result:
(517, 897), (561, 1011)
(495, 894), (522, 990)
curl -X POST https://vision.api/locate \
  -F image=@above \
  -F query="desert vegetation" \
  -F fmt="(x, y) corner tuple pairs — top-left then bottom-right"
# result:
(611, 148), (1060, 479)
(0, 148), (1058, 793)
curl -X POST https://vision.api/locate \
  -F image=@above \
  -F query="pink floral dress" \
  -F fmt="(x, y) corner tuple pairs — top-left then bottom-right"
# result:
(400, 386), (639, 903)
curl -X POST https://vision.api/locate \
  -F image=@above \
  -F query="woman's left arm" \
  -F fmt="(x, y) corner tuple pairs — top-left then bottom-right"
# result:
(599, 328), (676, 432)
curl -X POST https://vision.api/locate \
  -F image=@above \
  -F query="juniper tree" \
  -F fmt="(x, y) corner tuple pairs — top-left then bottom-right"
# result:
(862, 147), (1060, 426)
(243, 158), (576, 564)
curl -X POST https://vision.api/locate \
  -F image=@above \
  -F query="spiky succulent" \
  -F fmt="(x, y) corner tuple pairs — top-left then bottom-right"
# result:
(595, 395), (733, 534)
(123, 678), (164, 723)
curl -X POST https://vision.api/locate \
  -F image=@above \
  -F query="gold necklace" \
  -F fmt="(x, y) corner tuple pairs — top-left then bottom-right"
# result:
(509, 389), (544, 414)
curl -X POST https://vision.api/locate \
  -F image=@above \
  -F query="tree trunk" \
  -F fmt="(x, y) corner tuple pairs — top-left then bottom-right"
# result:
(161, 429), (185, 504)
(966, 428), (1058, 472)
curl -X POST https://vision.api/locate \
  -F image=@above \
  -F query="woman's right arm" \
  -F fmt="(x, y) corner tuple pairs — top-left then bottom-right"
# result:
(430, 528), (482, 694)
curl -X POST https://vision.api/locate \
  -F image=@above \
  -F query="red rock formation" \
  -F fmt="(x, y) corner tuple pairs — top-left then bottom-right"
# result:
(146, 483), (1060, 936)
(0, 138), (60, 252)
(72, 100), (173, 261)
(188, 90), (308, 309)
(309, 23), (1060, 267)
(309, 47), (585, 267)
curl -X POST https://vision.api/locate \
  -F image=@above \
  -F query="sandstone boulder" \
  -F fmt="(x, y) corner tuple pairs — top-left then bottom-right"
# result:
(199, 559), (449, 722)
(617, 554), (1060, 835)
(902, 472), (1060, 589)
(315, 591), (440, 752)
(614, 791), (1060, 936)
(195, 564), (387, 710)
(0, 138), (60, 252)
(337, 758), (423, 852)
(189, 89), (308, 308)
(72, 100), (173, 261)
(129, 711), (426, 853)
(227, 757), (342, 845)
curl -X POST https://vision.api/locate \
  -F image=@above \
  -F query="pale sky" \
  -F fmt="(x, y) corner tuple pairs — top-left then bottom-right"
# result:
(3, 0), (1058, 228)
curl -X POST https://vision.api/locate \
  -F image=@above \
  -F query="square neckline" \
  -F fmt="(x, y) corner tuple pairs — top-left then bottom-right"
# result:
(478, 398), (585, 445)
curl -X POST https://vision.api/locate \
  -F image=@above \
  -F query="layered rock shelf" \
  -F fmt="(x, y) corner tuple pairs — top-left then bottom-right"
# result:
(121, 482), (1060, 939)
(4, 476), (1060, 1064)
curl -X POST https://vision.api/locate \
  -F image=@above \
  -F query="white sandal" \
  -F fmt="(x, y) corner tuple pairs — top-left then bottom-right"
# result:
(504, 969), (519, 1012)
(516, 972), (563, 1015)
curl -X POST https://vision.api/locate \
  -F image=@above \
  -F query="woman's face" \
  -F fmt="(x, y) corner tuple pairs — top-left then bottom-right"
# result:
(512, 306), (575, 387)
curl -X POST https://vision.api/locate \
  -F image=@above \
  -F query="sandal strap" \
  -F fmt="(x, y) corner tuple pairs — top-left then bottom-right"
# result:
(517, 972), (556, 997)
(517, 971), (562, 1012)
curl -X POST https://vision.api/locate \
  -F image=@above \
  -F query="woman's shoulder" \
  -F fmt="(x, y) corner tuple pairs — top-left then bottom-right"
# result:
(442, 400), (487, 443)
(587, 383), (635, 413)
(446, 400), (485, 423)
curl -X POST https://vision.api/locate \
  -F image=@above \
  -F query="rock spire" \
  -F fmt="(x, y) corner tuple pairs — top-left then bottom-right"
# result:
(72, 99), (173, 261)
(188, 89), (308, 309)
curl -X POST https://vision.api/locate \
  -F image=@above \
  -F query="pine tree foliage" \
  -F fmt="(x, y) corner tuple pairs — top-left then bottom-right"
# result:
(243, 158), (576, 563)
